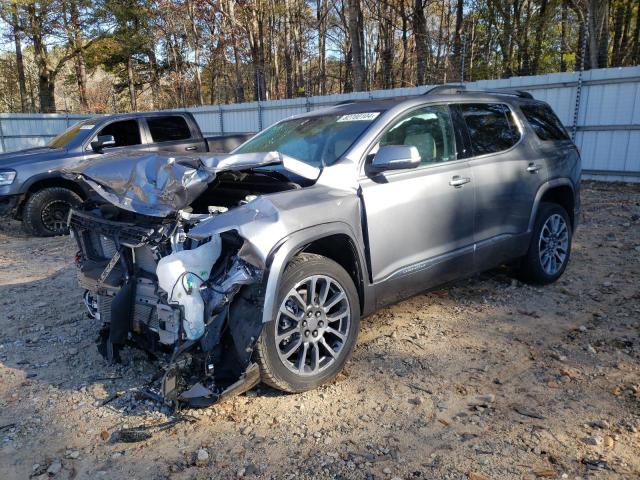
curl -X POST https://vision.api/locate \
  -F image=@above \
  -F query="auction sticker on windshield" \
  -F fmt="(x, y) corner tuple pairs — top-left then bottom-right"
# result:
(337, 112), (380, 122)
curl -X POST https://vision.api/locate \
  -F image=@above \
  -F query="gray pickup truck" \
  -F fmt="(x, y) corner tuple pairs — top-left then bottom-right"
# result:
(0, 111), (251, 236)
(68, 86), (581, 408)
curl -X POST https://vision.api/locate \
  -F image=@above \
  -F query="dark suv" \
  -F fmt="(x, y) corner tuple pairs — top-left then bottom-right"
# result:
(67, 85), (581, 407)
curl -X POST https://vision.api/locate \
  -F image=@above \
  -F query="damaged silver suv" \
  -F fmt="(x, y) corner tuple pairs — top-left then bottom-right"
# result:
(68, 85), (581, 407)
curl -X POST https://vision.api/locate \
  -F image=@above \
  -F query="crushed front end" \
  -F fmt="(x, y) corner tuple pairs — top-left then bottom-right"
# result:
(69, 206), (264, 408)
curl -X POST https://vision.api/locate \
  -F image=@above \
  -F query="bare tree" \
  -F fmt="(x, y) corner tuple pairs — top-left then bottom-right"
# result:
(347, 0), (365, 90)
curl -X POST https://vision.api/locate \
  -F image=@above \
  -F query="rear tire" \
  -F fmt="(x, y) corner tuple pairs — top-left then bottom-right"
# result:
(22, 187), (82, 237)
(255, 253), (360, 393)
(519, 202), (572, 285)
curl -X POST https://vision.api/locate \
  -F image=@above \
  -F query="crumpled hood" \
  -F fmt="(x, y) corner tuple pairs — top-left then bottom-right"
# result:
(66, 150), (318, 217)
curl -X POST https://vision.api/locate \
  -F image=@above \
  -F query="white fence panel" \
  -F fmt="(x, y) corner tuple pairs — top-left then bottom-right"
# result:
(1, 66), (639, 179)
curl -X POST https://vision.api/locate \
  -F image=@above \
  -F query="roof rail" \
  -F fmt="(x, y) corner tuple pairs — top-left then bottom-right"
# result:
(424, 83), (533, 99)
(478, 88), (534, 99)
(332, 100), (358, 106)
(423, 84), (466, 96)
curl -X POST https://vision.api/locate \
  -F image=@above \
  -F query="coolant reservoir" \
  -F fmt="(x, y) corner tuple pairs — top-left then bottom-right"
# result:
(156, 237), (221, 340)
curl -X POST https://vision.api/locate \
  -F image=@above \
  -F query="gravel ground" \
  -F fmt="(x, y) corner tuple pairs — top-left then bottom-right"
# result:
(0, 180), (639, 480)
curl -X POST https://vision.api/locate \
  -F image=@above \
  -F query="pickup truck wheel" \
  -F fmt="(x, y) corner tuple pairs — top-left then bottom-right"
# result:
(22, 187), (82, 237)
(519, 202), (572, 285)
(255, 253), (360, 393)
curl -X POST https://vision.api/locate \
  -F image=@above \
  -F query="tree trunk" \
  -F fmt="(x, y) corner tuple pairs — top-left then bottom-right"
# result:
(576, 10), (587, 70)
(283, 0), (293, 97)
(588, 0), (609, 68)
(633, 0), (640, 64)
(66, 0), (88, 111)
(37, 72), (56, 113)
(317, 0), (328, 95)
(413, 0), (428, 85)
(59, 0), (87, 111)
(560, 0), (567, 71)
(127, 56), (137, 111)
(452, 0), (464, 81)
(468, 14), (476, 81)
(186, 0), (203, 106)
(530, 0), (548, 74)
(9, 3), (28, 112)
(620, 0), (633, 64)
(611, 0), (625, 66)
(347, 0), (365, 91)
(226, 0), (245, 103)
(379, 0), (394, 89)
(26, 4), (56, 112)
(148, 48), (161, 109)
(400, 13), (408, 86)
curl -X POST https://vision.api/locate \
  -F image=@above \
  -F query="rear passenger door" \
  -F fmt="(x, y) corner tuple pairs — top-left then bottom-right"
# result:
(518, 103), (579, 183)
(143, 115), (205, 153)
(454, 102), (544, 269)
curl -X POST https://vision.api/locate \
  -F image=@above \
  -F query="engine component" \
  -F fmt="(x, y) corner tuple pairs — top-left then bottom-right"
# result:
(156, 237), (222, 340)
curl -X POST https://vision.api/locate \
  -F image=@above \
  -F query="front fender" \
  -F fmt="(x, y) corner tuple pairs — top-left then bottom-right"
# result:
(261, 222), (367, 324)
(19, 171), (91, 197)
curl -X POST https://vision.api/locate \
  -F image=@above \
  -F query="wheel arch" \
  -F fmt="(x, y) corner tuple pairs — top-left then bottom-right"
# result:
(261, 223), (370, 324)
(528, 179), (576, 232)
(18, 174), (88, 214)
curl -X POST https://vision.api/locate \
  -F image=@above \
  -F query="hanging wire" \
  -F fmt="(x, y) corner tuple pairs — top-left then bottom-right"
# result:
(571, 5), (590, 142)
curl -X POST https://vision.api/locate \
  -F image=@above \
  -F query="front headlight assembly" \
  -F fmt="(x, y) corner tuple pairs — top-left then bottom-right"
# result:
(0, 170), (16, 186)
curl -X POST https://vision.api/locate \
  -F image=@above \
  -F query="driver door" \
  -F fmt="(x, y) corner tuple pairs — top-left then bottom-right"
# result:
(358, 104), (475, 307)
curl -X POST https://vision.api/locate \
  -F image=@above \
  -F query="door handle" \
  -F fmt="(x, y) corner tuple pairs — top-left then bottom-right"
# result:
(185, 146), (198, 151)
(527, 163), (542, 173)
(449, 176), (471, 187)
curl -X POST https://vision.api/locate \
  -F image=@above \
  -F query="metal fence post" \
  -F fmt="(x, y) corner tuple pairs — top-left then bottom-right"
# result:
(0, 117), (5, 153)
(218, 106), (225, 134)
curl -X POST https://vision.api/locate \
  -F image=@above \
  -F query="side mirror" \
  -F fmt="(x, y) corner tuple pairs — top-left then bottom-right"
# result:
(91, 135), (116, 152)
(368, 145), (421, 174)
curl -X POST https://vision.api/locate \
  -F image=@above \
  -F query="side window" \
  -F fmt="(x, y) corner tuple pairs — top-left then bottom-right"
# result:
(147, 116), (192, 143)
(378, 104), (456, 165)
(96, 120), (141, 148)
(459, 103), (520, 156)
(520, 104), (569, 141)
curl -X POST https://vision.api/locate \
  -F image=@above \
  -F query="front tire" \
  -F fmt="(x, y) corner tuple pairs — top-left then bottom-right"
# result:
(22, 187), (82, 237)
(519, 202), (572, 285)
(255, 253), (360, 393)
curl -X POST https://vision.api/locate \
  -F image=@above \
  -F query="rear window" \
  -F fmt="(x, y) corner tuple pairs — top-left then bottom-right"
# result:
(459, 103), (521, 156)
(520, 104), (569, 141)
(147, 116), (192, 142)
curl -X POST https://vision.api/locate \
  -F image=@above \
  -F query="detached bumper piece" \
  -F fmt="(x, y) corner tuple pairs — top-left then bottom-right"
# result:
(69, 209), (265, 408)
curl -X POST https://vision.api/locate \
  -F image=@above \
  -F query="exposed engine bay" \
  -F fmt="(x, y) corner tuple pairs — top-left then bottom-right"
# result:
(67, 151), (318, 408)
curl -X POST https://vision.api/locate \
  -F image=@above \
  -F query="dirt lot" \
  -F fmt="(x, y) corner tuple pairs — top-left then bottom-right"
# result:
(0, 181), (638, 480)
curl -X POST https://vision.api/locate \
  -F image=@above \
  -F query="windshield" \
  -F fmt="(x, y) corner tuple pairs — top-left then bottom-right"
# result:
(48, 119), (96, 149)
(233, 112), (380, 167)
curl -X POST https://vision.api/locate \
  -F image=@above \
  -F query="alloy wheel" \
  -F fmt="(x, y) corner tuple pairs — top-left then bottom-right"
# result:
(275, 274), (351, 376)
(538, 213), (569, 275)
